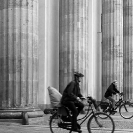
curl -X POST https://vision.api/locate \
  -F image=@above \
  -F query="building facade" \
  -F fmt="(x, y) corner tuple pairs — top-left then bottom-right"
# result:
(38, 0), (102, 108)
(0, 0), (132, 120)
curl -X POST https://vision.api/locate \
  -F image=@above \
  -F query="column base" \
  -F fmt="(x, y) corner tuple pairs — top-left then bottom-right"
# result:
(0, 107), (44, 125)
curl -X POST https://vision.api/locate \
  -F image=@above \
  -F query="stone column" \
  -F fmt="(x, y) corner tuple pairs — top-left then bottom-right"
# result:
(59, 0), (89, 96)
(102, 0), (123, 98)
(123, 0), (133, 100)
(0, 0), (43, 123)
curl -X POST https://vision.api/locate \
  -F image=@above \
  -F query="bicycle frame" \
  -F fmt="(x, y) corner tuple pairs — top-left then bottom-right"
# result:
(50, 97), (115, 133)
(77, 101), (97, 126)
(57, 106), (98, 132)
(104, 93), (124, 111)
(57, 98), (98, 129)
(114, 97), (123, 110)
(53, 100), (97, 131)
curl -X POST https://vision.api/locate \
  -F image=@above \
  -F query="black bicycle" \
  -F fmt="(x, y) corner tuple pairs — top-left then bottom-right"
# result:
(98, 92), (133, 119)
(49, 96), (115, 133)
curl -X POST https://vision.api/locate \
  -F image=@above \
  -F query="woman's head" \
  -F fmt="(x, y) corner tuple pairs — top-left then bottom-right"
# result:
(112, 80), (117, 86)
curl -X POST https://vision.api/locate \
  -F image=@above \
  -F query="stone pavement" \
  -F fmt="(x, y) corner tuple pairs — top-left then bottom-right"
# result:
(0, 112), (133, 133)
(0, 125), (133, 133)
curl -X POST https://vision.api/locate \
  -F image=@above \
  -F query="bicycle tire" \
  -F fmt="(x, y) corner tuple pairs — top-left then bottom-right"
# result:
(87, 112), (115, 133)
(119, 102), (133, 119)
(49, 112), (72, 133)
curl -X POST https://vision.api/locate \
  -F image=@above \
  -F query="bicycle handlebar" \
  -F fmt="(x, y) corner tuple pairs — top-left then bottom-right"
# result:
(87, 96), (92, 100)
(86, 96), (94, 104)
(80, 97), (86, 100)
(119, 92), (123, 96)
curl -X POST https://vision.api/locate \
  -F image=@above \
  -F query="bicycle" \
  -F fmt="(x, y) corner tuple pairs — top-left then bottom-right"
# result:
(98, 92), (133, 119)
(49, 96), (115, 133)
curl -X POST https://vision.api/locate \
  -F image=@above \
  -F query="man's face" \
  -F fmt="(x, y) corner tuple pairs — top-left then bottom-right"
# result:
(76, 77), (82, 82)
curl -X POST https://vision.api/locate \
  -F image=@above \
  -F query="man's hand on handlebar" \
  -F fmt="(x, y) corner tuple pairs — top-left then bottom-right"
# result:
(77, 97), (86, 102)
(119, 92), (123, 96)
(80, 97), (86, 100)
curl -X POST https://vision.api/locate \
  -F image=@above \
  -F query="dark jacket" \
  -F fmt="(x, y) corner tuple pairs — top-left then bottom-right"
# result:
(104, 83), (120, 98)
(61, 81), (83, 104)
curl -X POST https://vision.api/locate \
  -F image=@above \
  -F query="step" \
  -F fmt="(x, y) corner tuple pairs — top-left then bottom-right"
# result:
(0, 119), (22, 125)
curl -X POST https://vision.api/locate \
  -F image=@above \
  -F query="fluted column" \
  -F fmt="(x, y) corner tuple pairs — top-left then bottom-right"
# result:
(123, 0), (133, 100)
(59, 0), (89, 96)
(0, 0), (43, 120)
(102, 0), (123, 97)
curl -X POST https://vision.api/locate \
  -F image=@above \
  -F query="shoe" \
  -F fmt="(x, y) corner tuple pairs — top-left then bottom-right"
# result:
(112, 110), (117, 113)
(112, 108), (117, 112)
(72, 128), (82, 132)
(113, 110), (117, 112)
(77, 123), (81, 129)
(111, 109), (117, 115)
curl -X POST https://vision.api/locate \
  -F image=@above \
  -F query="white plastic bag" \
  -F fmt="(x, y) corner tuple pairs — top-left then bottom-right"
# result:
(47, 86), (62, 107)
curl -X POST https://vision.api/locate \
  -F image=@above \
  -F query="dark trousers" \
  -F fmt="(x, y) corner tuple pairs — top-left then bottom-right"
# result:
(62, 101), (84, 129)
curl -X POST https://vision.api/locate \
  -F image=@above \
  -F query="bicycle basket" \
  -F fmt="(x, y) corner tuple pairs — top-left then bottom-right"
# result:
(100, 101), (109, 109)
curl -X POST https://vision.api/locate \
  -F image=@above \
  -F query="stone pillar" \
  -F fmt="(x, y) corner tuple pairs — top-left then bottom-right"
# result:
(123, 0), (133, 100)
(0, 0), (43, 122)
(102, 0), (123, 98)
(38, 0), (59, 109)
(59, 0), (89, 96)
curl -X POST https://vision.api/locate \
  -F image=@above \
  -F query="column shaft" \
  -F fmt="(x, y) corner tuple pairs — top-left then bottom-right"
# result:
(123, 0), (133, 99)
(102, 0), (123, 97)
(59, 0), (89, 96)
(0, 0), (42, 119)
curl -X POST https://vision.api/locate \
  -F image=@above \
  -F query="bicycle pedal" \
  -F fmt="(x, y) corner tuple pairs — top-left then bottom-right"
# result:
(71, 128), (82, 132)
(111, 112), (116, 115)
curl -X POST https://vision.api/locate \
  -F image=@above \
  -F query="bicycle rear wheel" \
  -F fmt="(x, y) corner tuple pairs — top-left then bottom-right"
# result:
(49, 112), (72, 133)
(97, 104), (111, 119)
(119, 102), (133, 119)
(87, 112), (115, 133)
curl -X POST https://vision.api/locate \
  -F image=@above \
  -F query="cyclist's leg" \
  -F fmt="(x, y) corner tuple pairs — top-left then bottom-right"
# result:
(74, 101), (84, 129)
(63, 101), (80, 131)
(75, 101), (84, 114)
(92, 98), (100, 111)
(107, 96), (115, 110)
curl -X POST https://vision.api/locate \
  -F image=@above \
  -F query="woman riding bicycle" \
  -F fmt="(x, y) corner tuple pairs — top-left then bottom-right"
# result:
(104, 80), (120, 113)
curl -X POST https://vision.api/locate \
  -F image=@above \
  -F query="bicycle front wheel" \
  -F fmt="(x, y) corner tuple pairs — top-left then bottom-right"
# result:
(49, 112), (72, 133)
(87, 112), (115, 133)
(119, 102), (133, 119)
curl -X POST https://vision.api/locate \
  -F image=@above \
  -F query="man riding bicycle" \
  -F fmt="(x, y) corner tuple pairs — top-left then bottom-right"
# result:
(104, 80), (120, 113)
(60, 72), (84, 132)
(61, 72), (98, 132)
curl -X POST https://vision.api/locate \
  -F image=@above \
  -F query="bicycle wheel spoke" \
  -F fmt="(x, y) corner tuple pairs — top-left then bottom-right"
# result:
(120, 103), (133, 119)
(50, 113), (72, 133)
(87, 112), (115, 133)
